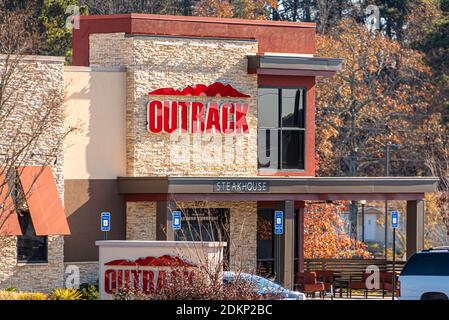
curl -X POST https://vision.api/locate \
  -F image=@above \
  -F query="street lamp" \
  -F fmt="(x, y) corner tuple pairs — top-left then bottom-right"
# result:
(360, 200), (366, 242)
(384, 143), (402, 260)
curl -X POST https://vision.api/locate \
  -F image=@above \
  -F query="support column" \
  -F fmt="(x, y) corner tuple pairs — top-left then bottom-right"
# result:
(274, 202), (284, 285)
(406, 199), (424, 259)
(283, 200), (295, 290)
(297, 202), (305, 273)
(156, 200), (175, 240)
(166, 200), (176, 241)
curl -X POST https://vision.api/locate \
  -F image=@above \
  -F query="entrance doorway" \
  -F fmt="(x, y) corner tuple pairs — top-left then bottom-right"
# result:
(257, 208), (299, 282)
(174, 208), (230, 269)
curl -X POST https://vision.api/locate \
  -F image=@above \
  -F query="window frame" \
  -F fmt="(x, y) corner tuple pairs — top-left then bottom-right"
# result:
(257, 86), (307, 172)
(16, 211), (48, 264)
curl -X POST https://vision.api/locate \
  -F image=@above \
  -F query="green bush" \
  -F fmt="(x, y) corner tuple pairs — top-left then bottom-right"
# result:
(79, 284), (99, 300)
(49, 288), (83, 300)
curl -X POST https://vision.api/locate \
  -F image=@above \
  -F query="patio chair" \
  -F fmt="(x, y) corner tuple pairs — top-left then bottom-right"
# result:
(348, 272), (371, 298)
(380, 272), (399, 298)
(315, 270), (336, 296)
(294, 272), (326, 299)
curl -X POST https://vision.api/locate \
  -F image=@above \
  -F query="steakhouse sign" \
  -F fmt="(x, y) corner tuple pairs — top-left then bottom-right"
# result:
(147, 82), (250, 134)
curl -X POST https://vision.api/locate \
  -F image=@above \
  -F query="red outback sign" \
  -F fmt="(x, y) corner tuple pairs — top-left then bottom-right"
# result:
(104, 255), (196, 294)
(147, 82), (250, 134)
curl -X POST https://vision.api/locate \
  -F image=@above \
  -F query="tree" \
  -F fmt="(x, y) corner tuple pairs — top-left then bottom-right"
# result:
(316, 18), (435, 178)
(79, 0), (196, 15)
(304, 201), (372, 259)
(368, 0), (421, 41)
(0, 6), (73, 237)
(37, 0), (88, 62)
(194, 0), (276, 19)
(408, 0), (449, 122)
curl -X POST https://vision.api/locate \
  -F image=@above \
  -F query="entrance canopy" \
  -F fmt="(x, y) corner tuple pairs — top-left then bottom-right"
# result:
(118, 175), (438, 289)
(117, 176), (438, 201)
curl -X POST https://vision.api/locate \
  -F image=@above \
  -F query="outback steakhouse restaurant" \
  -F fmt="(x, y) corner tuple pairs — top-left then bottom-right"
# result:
(0, 14), (438, 292)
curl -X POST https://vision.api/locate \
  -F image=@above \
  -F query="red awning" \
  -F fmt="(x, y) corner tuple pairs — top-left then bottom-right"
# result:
(0, 172), (22, 236)
(18, 166), (70, 236)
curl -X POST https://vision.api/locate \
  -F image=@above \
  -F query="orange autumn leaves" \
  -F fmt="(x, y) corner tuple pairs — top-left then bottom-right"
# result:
(316, 19), (435, 177)
(304, 202), (372, 259)
(194, 0), (277, 20)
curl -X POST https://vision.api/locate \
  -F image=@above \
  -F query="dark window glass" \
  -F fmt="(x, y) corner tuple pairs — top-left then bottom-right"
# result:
(281, 130), (305, 169)
(174, 208), (230, 269)
(258, 88), (279, 128)
(257, 128), (279, 169)
(257, 209), (274, 278)
(401, 252), (449, 276)
(258, 87), (306, 171)
(281, 89), (304, 128)
(17, 211), (47, 263)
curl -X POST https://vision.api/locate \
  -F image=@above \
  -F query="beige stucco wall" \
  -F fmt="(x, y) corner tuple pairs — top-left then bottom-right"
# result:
(64, 67), (127, 180)
(90, 33), (259, 177)
(0, 56), (66, 292)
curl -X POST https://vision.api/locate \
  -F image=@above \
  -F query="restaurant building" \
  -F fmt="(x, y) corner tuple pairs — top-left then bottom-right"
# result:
(0, 14), (439, 292)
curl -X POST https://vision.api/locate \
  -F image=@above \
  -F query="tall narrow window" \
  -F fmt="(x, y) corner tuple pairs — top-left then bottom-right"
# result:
(258, 87), (305, 171)
(17, 210), (48, 263)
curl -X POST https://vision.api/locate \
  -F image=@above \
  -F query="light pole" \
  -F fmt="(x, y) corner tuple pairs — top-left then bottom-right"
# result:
(360, 200), (366, 242)
(384, 143), (402, 261)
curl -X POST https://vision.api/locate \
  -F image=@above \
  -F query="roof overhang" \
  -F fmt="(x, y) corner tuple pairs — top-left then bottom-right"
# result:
(247, 55), (344, 77)
(117, 176), (439, 201)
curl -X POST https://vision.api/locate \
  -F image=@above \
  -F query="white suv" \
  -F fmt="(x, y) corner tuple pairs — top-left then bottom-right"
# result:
(399, 248), (449, 300)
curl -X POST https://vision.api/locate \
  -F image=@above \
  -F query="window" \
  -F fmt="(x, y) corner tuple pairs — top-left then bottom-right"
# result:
(258, 87), (305, 171)
(17, 210), (47, 263)
(174, 208), (230, 269)
(401, 252), (449, 276)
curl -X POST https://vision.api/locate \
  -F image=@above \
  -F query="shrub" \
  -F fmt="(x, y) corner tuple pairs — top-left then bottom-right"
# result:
(0, 290), (47, 300)
(49, 288), (83, 300)
(79, 284), (99, 300)
(111, 268), (264, 300)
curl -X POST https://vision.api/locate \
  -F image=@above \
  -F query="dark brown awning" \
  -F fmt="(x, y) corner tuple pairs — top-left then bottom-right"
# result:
(117, 176), (439, 201)
(0, 172), (21, 236)
(247, 55), (343, 77)
(18, 166), (70, 236)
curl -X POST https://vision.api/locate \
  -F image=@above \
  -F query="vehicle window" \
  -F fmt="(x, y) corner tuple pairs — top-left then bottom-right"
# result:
(249, 275), (284, 292)
(401, 252), (449, 276)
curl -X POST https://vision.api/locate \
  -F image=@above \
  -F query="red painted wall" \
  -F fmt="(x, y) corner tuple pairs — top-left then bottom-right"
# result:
(258, 75), (316, 177)
(72, 14), (316, 66)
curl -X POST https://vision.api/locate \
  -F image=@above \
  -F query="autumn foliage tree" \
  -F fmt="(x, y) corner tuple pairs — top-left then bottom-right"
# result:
(304, 202), (372, 259)
(316, 18), (436, 177)
(194, 0), (277, 19)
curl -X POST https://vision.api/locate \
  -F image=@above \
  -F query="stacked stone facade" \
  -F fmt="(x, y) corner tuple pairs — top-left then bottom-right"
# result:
(0, 56), (66, 292)
(126, 201), (157, 240)
(89, 33), (260, 272)
(90, 33), (259, 177)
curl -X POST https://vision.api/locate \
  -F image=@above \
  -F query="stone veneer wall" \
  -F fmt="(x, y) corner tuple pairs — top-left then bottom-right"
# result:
(0, 56), (65, 292)
(64, 261), (99, 286)
(89, 34), (260, 272)
(126, 201), (157, 240)
(89, 33), (259, 177)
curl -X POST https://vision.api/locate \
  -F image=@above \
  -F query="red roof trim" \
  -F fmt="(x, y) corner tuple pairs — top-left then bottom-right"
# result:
(80, 13), (316, 28)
